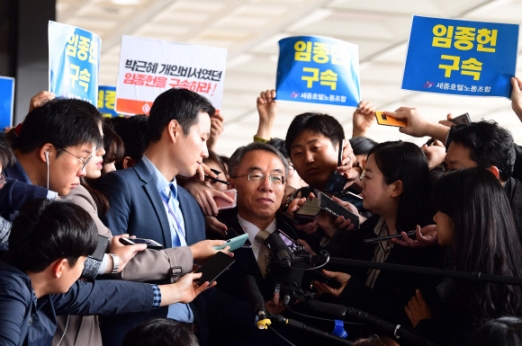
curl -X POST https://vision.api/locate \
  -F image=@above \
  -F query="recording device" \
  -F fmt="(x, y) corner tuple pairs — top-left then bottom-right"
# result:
(264, 232), (293, 268)
(119, 237), (163, 250)
(295, 197), (321, 223)
(213, 189), (237, 210)
(195, 252), (235, 285)
(450, 112), (471, 125)
(318, 191), (360, 229)
(375, 111), (407, 127)
(90, 235), (109, 261)
(337, 139), (344, 166)
(245, 275), (272, 329)
(213, 233), (249, 251)
(364, 230), (416, 243)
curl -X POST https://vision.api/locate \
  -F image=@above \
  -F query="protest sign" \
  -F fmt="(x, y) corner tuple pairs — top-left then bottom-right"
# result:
(98, 86), (125, 118)
(116, 35), (227, 115)
(0, 77), (15, 130)
(276, 36), (361, 107)
(402, 16), (518, 98)
(48, 21), (101, 105)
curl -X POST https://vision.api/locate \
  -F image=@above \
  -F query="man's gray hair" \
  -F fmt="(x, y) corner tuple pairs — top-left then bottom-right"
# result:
(228, 142), (289, 178)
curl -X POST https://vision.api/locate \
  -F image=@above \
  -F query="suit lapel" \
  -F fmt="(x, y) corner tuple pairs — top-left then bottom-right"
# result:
(225, 219), (265, 281)
(134, 160), (172, 248)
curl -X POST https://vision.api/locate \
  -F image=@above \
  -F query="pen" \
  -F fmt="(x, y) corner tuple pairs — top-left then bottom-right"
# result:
(364, 230), (416, 243)
(205, 175), (230, 185)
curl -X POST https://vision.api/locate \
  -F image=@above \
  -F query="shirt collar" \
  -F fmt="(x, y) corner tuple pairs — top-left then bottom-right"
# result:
(237, 215), (277, 246)
(142, 155), (178, 196)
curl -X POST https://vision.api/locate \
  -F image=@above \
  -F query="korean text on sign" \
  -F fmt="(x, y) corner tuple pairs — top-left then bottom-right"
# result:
(276, 36), (361, 107)
(402, 16), (518, 98)
(48, 21), (101, 105)
(115, 35), (227, 115)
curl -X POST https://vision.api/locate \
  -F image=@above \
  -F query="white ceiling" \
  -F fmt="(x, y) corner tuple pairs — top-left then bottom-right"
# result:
(57, 0), (522, 156)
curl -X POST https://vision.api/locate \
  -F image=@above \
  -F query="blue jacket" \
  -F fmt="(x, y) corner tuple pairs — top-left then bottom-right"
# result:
(96, 158), (206, 345)
(0, 261), (155, 346)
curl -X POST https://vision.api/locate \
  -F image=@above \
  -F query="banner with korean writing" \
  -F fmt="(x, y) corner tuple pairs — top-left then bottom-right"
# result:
(48, 21), (101, 105)
(0, 77), (15, 130)
(402, 16), (518, 98)
(276, 36), (361, 107)
(115, 35), (227, 115)
(98, 86), (125, 117)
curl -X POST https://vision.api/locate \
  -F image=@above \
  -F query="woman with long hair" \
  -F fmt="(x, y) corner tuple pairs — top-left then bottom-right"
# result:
(314, 141), (438, 328)
(404, 168), (522, 345)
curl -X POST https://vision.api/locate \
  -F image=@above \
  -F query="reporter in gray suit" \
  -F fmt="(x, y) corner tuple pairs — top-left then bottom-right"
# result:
(96, 88), (221, 346)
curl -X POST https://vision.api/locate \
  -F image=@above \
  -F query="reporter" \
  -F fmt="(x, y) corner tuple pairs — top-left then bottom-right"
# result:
(405, 168), (522, 345)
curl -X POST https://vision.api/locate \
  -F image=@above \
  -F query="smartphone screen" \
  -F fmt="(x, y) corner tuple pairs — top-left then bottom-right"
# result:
(195, 252), (236, 285)
(214, 189), (237, 210)
(119, 237), (163, 250)
(338, 139), (345, 166)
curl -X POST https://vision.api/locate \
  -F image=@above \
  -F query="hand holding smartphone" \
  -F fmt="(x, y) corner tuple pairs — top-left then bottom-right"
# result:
(213, 233), (249, 251)
(375, 111), (407, 127)
(195, 252), (236, 285)
(213, 189), (237, 211)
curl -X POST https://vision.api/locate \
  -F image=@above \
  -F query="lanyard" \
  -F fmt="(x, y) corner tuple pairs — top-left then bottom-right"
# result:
(161, 193), (185, 240)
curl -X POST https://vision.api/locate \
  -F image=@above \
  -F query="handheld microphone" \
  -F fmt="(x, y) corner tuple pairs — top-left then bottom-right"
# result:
(245, 275), (271, 330)
(265, 232), (292, 268)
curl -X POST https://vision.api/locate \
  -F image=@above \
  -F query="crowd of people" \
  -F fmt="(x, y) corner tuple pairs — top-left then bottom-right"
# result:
(1, 76), (522, 346)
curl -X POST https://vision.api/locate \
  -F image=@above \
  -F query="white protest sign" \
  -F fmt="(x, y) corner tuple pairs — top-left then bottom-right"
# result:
(116, 35), (227, 115)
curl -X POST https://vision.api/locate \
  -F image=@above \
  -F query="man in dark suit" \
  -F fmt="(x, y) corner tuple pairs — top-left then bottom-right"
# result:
(205, 142), (309, 345)
(96, 88), (215, 345)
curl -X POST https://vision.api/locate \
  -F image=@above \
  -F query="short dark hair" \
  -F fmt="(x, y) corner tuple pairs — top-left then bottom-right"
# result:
(450, 121), (515, 181)
(16, 99), (102, 154)
(123, 318), (199, 346)
(472, 316), (522, 346)
(368, 141), (434, 232)
(8, 199), (98, 272)
(110, 115), (149, 169)
(228, 142), (289, 178)
(0, 134), (15, 167)
(433, 168), (522, 320)
(148, 88), (215, 143)
(285, 112), (345, 158)
(349, 136), (378, 156)
(267, 138), (288, 158)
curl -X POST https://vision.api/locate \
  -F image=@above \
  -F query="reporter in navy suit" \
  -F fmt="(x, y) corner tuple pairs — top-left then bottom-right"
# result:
(96, 88), (215, 345)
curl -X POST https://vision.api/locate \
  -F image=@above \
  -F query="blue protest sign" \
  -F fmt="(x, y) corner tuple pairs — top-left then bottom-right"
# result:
(48, 21), (101, 105)
(98, 86), (124, 118)
(276, 36), (361, 107)
(402, 16), (518, 98)
(0, 77), (15, 130)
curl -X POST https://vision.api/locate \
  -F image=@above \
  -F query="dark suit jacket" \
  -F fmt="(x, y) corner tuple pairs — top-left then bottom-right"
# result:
(205, 211), (304, 346)
(96, 159), (206, 346)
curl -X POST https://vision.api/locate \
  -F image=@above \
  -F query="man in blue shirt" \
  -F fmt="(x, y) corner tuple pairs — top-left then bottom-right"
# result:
(0, 199), (214, 346)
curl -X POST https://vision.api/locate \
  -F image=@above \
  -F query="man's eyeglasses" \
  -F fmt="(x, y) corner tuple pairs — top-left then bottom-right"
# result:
(232, 172), (285, 185)
(58, 148), (92, 171)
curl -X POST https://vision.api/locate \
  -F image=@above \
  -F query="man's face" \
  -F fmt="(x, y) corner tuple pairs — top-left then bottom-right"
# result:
(50, 143), (93, 196)
(231, 150), (286, 224)
(289, 130), (338, 190)
(174, 111), (211, 177)
(444, 143), (477, 172)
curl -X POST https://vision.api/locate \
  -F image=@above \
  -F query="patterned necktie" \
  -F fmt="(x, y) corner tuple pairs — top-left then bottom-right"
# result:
(255, 230), (271, 278)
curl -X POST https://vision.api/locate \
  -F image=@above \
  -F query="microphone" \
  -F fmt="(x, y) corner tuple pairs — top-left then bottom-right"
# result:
(305, 300), (348, 320)
(245, 275), (271, 330)
(264, 231), (293, 268)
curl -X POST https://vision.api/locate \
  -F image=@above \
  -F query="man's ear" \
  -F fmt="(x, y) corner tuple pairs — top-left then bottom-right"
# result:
(51, 258), (68, 279)
(39, 143), (54, 163)
(122, 156), (136, 169)
(166, 119), (180, 142)
(389, 180), (403, 198)
(487, 166), (501, 180)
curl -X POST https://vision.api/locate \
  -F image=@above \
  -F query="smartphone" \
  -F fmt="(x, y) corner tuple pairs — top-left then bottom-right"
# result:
(338, 139), (345, 166)
(214, 189), (237, 210)
(119, 237), (163, 250)
(305, 269), (342, 289)
(375, 111), (407, 127)
(195, 252), (236, 285)
(295, 197), (321, 223)
(324, 171), (349, 196)
(364, 230), (416, 243)
(90, 235), (109, 261)
(318, 191), (360, 229)
(450, 112), (471, 125)
(213, 233), (249, 251)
